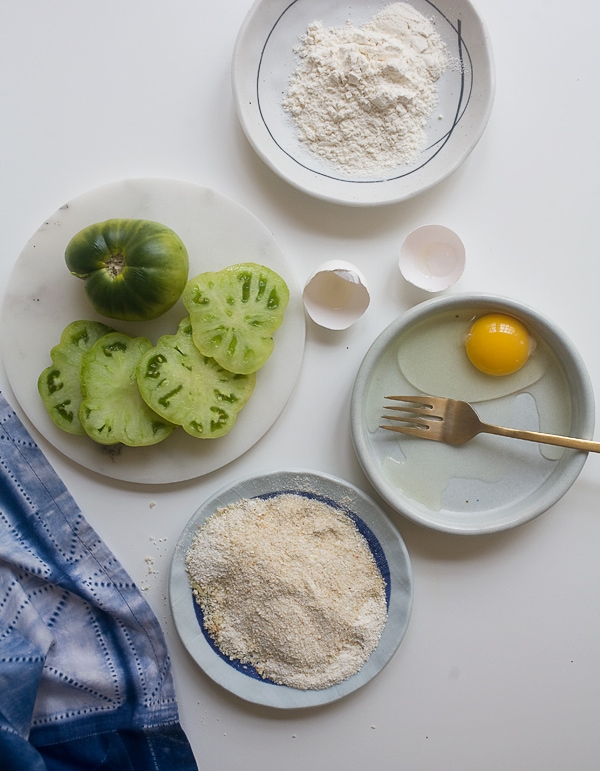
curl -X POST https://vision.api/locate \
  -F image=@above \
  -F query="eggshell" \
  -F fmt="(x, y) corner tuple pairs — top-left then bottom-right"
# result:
(303, 260), (370, 330)
(399, 225), (465, 292)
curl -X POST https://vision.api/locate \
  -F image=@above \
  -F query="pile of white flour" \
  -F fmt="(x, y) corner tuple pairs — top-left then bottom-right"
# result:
(185, 493), (387, 690)
(282, 2), (448, 174)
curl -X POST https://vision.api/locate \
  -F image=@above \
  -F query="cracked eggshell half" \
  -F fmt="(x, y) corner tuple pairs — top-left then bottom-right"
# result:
(303, 261), (370, 330)
(399, 225), (465, 292)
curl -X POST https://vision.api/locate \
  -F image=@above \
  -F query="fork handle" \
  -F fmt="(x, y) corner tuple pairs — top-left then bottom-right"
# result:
(480, 423), (600, 453)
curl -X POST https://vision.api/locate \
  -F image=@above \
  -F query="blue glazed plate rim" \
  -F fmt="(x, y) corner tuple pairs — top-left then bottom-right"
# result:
(169, 469), (413, 709)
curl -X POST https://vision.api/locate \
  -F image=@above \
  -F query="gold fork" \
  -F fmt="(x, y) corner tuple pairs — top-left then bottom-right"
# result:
(380, 395), (600, 453)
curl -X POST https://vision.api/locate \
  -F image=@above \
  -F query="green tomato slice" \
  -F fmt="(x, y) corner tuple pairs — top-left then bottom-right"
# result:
(65, 218), (189, 322)
(137, 318), (256, 439)
(38, 319), (114, 435)
(183, 262), (289, 375)
(79, 331), (175, 446)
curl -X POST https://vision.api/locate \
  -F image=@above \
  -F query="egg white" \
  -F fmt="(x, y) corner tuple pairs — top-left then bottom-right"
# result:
(396, 311), (548, 402)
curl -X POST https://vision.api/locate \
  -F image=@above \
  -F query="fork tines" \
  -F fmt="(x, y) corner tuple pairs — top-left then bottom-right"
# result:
(380, 395), (439, 436)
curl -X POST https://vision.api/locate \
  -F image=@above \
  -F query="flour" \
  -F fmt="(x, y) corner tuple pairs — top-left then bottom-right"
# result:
(185, 493), (387, 690)
(282, 2), (448, 175)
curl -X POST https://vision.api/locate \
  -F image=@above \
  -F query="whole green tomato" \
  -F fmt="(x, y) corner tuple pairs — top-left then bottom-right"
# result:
(65, 218), (189, 322)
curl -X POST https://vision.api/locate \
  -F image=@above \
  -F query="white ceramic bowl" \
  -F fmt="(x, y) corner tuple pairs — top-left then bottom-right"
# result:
(232, 0), (495, 206)
(350, 294), (595, 535)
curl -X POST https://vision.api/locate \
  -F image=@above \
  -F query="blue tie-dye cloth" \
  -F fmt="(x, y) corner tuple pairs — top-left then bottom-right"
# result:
(0, 392), (198, 771)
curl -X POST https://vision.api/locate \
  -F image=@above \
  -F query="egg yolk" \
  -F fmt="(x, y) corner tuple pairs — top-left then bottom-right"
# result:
(465, 313), (532, 376)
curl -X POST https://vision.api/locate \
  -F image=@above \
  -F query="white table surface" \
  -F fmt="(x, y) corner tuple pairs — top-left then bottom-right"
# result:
(1, 1), (599, 769)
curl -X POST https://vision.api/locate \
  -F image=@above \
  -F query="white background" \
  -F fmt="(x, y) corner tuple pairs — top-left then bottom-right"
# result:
(1, 1), (600, 769)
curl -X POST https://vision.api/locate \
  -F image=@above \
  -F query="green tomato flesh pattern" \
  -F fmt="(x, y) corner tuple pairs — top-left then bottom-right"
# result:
(65, 218), (189, 322)
(38, 320), (114, 434)
(137, 318), (256, 439)
(183, 262), (289, 375)
(79, 332), (175, 446)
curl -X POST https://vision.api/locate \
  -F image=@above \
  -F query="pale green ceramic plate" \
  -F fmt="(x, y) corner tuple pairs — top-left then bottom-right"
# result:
(351, 294), (595, 534)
